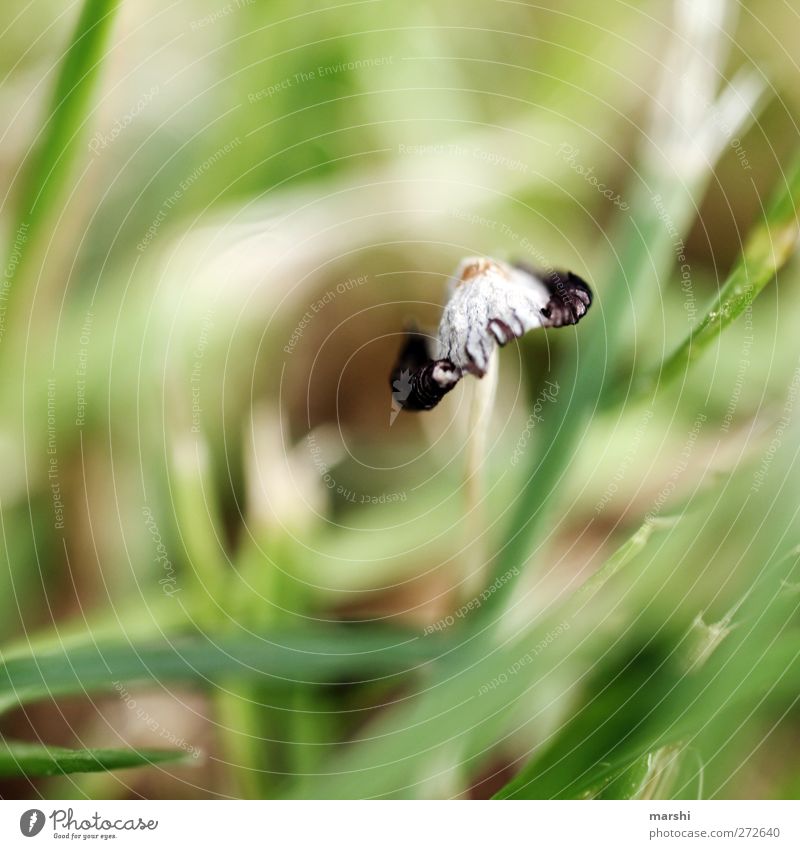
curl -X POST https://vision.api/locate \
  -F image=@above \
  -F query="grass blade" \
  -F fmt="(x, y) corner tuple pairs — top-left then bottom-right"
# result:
(0, 738), (185, 777)
(284, 519), (675, 799)
(574, 517), (674, 603)
(1, 0), (120, 344)
(0, 628), (449, 715)
(474, 11), (765, 623)
(493, 545), (800, 799)
(493, 626), (800, 799)
(622, 155), (800, 404)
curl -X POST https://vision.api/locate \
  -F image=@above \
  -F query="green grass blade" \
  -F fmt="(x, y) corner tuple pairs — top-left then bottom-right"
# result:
(1, 0), (120, 341)
(0, 738), (185, 777)
(493, 630), (800, 799)
(287, 440), (800, 800)
(474, 96), (765, 624)
(0, 628), (449, 715)
(285, 520), (674, 799)
(493, 546), (800, 799)
(574, 517), (675, 603)
(594, 755), (653, 800)
(619, 155), (800, 405)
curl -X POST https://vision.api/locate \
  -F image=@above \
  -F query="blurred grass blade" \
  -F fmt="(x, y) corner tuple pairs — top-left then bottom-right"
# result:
(491, 643), (688, 799)
(285, 521), (679, 799)
(595, 755), (652, 799)
(170, 432), (229, 628)
(493, 547), (800, 800)
(286, 462), (800, 800)
(0, 738), (185, 777)
(493, 627), (800, 799)
(0, 628), (448, 714)
(1, 0), (120, 344)
(474, 3), (766, 623)
(550, 744), (685, 800)
(621, 154), (800, 404)
(574, 517), (674, 604)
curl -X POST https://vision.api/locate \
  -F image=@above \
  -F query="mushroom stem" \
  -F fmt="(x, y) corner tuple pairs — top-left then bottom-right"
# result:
(461, 351), (499, 601)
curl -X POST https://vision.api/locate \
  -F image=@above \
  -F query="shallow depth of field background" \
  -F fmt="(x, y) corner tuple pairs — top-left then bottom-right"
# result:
(1, 0), (800, 800)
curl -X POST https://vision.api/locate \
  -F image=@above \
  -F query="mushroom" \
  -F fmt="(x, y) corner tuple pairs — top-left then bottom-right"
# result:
(390, 257), (592, 412)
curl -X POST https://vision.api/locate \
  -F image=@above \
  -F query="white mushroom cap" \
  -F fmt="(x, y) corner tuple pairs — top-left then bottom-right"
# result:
(436, 257), (592, 375)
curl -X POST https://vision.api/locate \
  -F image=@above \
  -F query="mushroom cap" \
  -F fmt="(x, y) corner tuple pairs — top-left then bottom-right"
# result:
(436, 257), (592, 375)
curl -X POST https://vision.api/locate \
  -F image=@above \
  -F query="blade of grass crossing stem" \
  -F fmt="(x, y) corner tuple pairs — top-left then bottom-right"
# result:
(1, 0), (120, 352)
(0, 629), (448, 715)
(284, 517), (673, 798)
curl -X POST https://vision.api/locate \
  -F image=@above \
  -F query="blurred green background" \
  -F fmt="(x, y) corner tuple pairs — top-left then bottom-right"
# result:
(0, 0), (799, 800)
